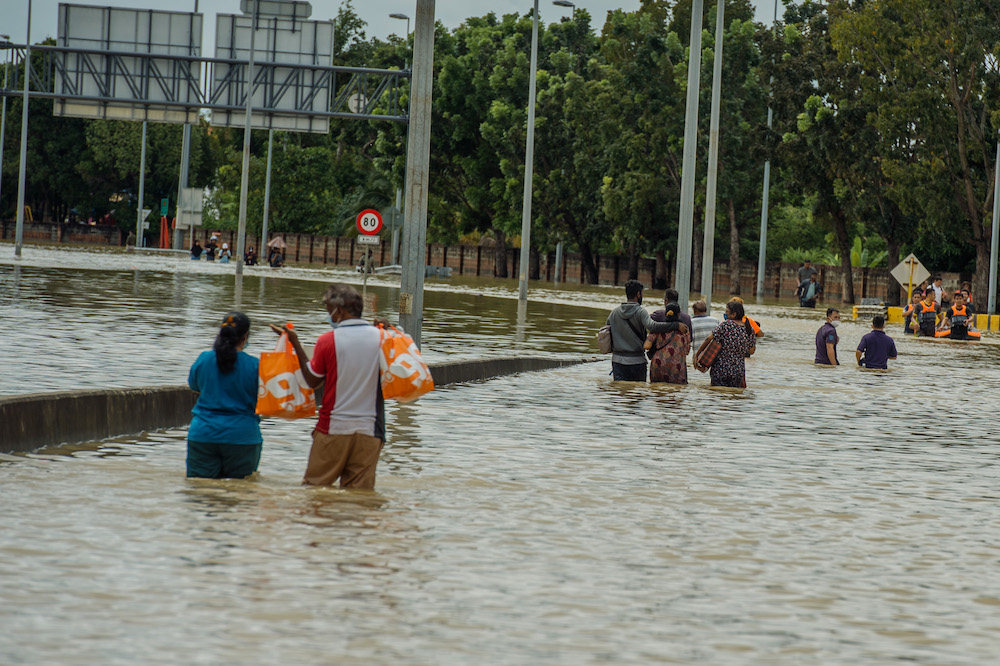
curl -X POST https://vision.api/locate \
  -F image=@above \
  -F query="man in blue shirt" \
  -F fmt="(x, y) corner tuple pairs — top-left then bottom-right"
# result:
(815, 308), (840, 365)
(856, 315), (897, 369)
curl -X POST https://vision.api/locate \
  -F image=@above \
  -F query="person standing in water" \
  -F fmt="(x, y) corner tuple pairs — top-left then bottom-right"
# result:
(815, 308), (840, 366)
(186, 312), (263, 479)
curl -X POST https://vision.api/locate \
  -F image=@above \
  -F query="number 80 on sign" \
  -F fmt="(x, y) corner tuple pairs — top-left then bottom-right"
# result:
(356, 208), (383, 235)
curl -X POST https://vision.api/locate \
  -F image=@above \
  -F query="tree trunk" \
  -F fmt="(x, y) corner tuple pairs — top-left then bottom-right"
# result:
(494, 229), (508, 278)
(832, 209), (855, 304)
(691, 208), (703, 293)
(529, 247), (540, 280)
(886, 236), (901, 306)
(974, 237), (991, 310)
(728, 199), (740, 295)
(628, 241), (639, 280)
(579, 244), (600, 284)
(654, 249), (668, 290)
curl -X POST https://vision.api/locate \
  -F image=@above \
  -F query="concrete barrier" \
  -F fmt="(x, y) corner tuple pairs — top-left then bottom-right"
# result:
(0, 357), (599, 454)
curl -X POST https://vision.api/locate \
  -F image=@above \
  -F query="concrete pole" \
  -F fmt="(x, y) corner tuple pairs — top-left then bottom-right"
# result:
(674, 0), (704, 312)
(701, 0), (725, 315)
(517, 0), (540, 302)
(261, 128), (273, 249)
(755, 0), (778, 303)
(0, 38), (10, 221)
(235, 0), (260, 276)
(398, 0), (435, 347)
(989, 141), (1000, 314)
(392, 187), (401, 265)
(175, 123), (191, 249)
(136, 120), (147, 248)
(13, 2), (31, 258)
(554, 241), (563, 283)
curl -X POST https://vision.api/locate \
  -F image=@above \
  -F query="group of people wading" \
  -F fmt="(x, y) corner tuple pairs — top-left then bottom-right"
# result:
(605, 280), (763, 389)
(901, 276), (980, 341)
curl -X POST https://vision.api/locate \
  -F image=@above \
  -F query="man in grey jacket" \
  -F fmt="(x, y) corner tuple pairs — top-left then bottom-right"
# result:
(606, 279), (688, 381)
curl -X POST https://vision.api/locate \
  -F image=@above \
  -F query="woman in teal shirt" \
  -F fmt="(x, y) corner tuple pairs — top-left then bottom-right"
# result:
(187, 312), (263, 478)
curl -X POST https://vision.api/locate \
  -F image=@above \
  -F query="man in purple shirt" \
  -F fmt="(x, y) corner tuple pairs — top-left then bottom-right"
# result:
(856, 315), (897, 369)
(815, 308), (840, 365)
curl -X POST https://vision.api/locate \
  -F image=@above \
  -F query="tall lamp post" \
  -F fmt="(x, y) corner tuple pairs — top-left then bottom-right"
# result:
(14, 1), (32, 258)
(552, 0), (575, 19)
(755, 0), (779, 302)
(390, 12), (410, 266)
(0, 35), (11, 216)
(517, 0), (540, 302)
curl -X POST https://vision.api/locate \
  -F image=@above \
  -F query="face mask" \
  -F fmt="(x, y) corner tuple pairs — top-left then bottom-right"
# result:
(830, 320), (840, 328)
(323, 313), (334, 327)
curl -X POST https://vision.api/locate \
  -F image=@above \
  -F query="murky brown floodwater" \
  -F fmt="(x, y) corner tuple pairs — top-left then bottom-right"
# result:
(3, 242), (1000, 664)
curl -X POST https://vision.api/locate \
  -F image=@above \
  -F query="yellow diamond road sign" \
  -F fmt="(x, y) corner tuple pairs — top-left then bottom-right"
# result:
(890, 253), (930, 289)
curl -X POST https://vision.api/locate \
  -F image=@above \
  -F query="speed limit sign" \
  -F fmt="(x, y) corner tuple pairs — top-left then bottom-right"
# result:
(356, 209), (383, 235)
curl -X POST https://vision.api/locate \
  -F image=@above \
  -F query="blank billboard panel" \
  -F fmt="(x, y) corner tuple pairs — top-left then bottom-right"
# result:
(212, 14), (333, 133)
(55, 4), (203, 123)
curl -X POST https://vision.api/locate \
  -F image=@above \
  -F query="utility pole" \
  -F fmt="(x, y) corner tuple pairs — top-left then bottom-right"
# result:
(398, 0), (436, 346)
(674, 0), (705, 311)
(517, 0), (540, 302)
(755, 0), (779, 302)
(701, 0), (725, 314)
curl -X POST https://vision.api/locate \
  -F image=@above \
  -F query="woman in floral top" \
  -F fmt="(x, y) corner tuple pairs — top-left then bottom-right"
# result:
(695, 300), (753, 388)
(644, 301), (691, 384)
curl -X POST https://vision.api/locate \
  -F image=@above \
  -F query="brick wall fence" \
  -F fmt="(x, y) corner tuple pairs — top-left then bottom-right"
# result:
(5, 220), (959, 303)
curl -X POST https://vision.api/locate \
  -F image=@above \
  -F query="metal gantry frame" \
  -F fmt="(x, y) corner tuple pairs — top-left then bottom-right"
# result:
(0, 43), (410, 124)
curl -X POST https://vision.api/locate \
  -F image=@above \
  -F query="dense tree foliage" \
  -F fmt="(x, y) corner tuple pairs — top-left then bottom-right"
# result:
(4, 0), (1000, 302)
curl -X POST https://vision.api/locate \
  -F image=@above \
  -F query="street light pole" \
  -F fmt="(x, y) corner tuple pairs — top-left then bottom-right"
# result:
(14, 2), (32, 258)
(674, 0), (705, 312)
(390, 12), (410, 268)
(235, 0), (260, 276)
(552, 0), (575, 20)
(755, 0), (779, 302)
(701, 0), (725, 314)
(398, 0), (436, 346)
(517, 0), (540, 302)
(0, 35), (11, 219)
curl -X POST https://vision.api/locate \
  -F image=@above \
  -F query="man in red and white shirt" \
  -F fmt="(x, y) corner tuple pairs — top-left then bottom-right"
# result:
(273, 283), (385, 489)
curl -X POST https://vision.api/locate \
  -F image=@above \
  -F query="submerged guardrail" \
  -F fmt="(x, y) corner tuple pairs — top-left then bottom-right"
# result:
(1, 357), (598, 454)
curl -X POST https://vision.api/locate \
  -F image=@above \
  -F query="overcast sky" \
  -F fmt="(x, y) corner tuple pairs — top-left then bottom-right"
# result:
(9, 0), (781, 49)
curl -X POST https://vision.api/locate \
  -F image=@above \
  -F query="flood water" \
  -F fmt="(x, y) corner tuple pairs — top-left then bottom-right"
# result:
(3, 243), (1000, 664)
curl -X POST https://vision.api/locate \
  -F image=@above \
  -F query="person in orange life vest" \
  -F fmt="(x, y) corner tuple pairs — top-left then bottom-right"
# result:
(940, 291), (976, 340)
(910, 289), (942, 337)
(901, 292), (922, 334)
(728, 297), (763, 356)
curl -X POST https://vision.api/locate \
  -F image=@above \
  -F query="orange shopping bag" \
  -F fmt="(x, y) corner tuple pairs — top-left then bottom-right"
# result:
(378, 324), (435, 403)
(256, 322), (316, 418)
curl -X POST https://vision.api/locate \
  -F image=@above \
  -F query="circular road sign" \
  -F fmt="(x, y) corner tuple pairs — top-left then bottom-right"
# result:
(356, 209), (383, 235)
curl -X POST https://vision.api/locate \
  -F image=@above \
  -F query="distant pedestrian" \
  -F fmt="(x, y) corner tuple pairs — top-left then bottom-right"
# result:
(205, 237), (218, 261)
(815, 308), (840, 365)
(901, 292), (922, 334)
(796, 273), (822, 308)
(244, 246), (258, 266)
(798, 259), (818, 285)
(190, 240), (203, 260)
(606, 279), (687, 382)
(856, 315), (897, 369)
(930, 275), (944, 306)
(689, 300), (719, 357)
(219, 243), (232, 263)
(911, 289), (942, 337)
(186, 312), (262, 479)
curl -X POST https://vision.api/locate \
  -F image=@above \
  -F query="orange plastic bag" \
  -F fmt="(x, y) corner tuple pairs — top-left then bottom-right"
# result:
(378, 324), (435, 403)
(256, 323), (317, 418)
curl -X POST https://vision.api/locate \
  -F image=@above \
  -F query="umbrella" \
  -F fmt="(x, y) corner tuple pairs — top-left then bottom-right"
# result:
(267, 236), (287, 249)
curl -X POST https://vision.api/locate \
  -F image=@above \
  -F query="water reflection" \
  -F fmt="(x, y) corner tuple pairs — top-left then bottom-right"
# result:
(4, 244), (1000, 664)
